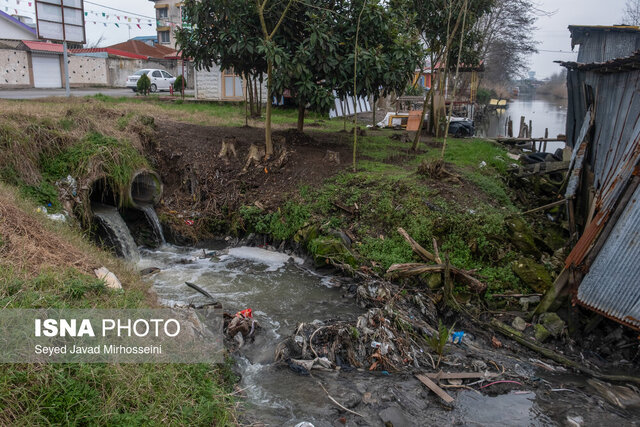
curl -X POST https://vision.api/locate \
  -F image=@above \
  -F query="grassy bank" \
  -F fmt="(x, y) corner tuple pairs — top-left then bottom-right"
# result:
(0, 102), (238, 425)
(238, 134), (529, 295)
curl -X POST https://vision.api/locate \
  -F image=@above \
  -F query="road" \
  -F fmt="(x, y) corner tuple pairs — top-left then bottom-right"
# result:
(0, 88), (195, 100)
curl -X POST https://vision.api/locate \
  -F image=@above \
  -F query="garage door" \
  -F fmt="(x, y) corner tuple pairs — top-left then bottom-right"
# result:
(32, 54), (61, 88)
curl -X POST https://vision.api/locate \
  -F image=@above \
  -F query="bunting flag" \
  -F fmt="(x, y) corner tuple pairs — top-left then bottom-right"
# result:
(5, 0), (175, 33)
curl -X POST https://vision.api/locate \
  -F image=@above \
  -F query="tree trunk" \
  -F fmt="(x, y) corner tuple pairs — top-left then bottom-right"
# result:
(265, 60), (274, 157)
(258, 78), (263, 116)
(297, 102), (305, 132)
(372, 96), (376, 125)
(247, 74), (255, 117)
(411, 92), (430, 151)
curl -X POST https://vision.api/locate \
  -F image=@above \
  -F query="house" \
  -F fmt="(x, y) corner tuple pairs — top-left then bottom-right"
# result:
(148, 0), (183, 49)
(131, 35), (158, 47)
(552, 25), (640, 330)
(107, 40), (178, 60)
(0, 10), (37, 41)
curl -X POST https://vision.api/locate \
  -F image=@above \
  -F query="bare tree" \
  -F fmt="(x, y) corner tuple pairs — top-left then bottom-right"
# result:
(475, 0), (538, 83)
(623, 0), (640, 25)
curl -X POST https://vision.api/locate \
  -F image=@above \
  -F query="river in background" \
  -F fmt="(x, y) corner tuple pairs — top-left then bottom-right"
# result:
(477, 95), (568, 154)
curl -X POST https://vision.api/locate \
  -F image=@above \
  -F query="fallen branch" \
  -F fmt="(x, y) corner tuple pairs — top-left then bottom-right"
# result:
(491, 293), (542, 298)
(522, 199), (567, 215)
(397, 227), (436, 263)
(489, 319), (640, 385)
(314, 377), (364, 417)
(387, 263), (487, 293)
(432, 238), (442, 264)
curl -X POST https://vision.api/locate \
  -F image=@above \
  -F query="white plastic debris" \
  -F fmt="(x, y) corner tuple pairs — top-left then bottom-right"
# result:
(46, 213), (67, 222)
(479, 160), (487, 168)
(94, 267), (123, 290)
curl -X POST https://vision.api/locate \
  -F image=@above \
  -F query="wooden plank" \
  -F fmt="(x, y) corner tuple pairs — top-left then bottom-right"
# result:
(415, 374), (455, 403)
(406, 110), (423, 131)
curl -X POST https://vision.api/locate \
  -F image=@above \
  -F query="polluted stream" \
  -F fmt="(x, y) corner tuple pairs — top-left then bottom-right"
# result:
(134, 244), (640, 426)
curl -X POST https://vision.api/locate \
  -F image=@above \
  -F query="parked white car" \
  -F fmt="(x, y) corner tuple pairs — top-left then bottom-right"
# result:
(126, 69), (177, 93)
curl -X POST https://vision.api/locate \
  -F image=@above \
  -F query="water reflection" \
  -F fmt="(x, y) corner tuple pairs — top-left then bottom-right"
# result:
(477, 95), (568, 153)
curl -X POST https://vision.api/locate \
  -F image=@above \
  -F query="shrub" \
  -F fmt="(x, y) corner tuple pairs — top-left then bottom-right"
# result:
(137, 74), (151, 95)
(174, 75), (187, 94)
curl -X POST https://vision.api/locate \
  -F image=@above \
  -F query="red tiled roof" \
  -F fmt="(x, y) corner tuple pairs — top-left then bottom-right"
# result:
(107, 40), (177, 59)
(22, 40), (63, 53)
(70, 47), (148, 60)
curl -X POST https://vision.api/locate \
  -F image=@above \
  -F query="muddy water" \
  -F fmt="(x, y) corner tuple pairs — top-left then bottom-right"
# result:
(139, 245), (639, 426)
(477, 96), (568, 154)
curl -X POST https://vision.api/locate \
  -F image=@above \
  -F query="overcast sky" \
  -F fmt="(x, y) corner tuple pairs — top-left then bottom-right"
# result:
(527, 0), (627, 78)
(7, 0), (630, 78)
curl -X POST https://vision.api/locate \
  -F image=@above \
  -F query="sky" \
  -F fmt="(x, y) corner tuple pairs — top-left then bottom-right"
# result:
(3, 0), (629, 79)
(530, 0), (628, 78)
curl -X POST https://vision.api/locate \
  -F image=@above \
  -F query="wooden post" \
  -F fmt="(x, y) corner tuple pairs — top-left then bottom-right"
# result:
(518, 116), (525, 138)
(508, 119), (513, 137)
(528, 119), (532, 138)
(543, 128), (549, 152)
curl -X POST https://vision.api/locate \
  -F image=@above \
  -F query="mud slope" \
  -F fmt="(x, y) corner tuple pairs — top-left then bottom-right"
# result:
(149, 121), (352, 214)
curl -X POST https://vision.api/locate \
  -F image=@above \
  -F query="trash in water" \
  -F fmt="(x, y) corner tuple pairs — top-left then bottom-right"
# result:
(184, 219), (194, 226)
(451, 331), (464, 343)
(236, 308), (253, 318)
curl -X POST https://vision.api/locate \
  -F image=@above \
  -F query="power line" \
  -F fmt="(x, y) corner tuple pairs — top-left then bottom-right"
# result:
(83, 1), (156, 20)
(537, 49), (577, 54)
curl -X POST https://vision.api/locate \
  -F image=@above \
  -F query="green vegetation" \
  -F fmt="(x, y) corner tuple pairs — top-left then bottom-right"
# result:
(426, 320), (455, 366)
(0, 115), (236, 426)
(137, 73), (151, 95)
(174, 75), (187, 94)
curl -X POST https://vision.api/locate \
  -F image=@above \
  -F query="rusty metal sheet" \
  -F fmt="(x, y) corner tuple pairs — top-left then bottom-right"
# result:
(566, 110), (592, 198)
(564, 211), (608, 269)
(577, 184), (640, 329)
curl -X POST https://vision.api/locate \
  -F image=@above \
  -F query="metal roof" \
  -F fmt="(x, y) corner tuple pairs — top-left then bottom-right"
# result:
(577, 184), (640, 329)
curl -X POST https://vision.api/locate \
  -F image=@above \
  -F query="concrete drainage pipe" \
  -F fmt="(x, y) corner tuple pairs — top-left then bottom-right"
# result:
(128, 170), (163, 208)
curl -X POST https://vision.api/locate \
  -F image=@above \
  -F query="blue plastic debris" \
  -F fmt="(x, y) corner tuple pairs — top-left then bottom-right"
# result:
(381, 370), (390, 376)
(451, 331), (465, 344)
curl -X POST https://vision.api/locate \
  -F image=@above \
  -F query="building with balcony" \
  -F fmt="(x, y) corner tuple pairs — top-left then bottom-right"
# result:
(148, 1), (183, 49)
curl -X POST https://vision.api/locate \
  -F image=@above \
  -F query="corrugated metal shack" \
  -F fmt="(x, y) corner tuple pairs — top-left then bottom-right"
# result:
(556, 25), (640, 330)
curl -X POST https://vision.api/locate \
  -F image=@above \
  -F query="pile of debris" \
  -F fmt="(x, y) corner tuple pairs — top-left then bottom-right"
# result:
(275, 279), (441, 374)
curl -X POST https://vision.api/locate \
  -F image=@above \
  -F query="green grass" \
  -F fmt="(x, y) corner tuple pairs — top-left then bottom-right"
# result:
(0, 185), (237, 425)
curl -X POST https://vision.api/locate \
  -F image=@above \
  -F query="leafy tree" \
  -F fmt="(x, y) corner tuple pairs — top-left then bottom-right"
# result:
(272, 1), (345, 132)
(405, 0), (493, 149)
(176, 1), (266, 117)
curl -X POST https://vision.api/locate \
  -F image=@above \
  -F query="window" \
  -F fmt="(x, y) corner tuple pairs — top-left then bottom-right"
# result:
(222, 69), (244, 99)
(159, 31), (170, 44)
(157, 7), (168, 19)
(161, 71), (173, 79)
(152, 71), (162, 78)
